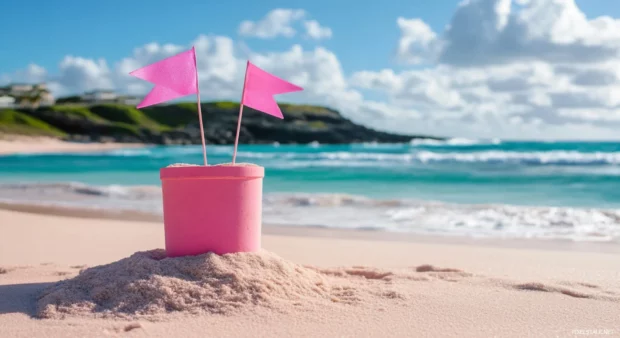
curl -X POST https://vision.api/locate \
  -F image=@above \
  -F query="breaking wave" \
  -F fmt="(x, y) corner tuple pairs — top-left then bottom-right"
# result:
(0, 182), (618, 243)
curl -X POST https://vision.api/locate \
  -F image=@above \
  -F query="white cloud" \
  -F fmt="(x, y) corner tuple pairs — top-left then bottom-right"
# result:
(398, 0), (620, 66)
(368, 0), (620, 139)
(2, 64), (47, 85)
(238, 9), (305, 39)
(56, 56), (114, 93)
(303, 20), (332, 40)
(396, 17), (440, 64)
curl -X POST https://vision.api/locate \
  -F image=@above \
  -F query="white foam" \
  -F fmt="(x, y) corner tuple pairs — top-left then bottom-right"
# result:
(1, 183), (617, 242)
(232, 150), (620, 166)
(414, 150), (620, 165)
(410, 138), (501, 146)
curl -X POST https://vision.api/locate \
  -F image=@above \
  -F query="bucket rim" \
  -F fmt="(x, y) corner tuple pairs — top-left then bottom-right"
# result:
(160, 165), (264, 179)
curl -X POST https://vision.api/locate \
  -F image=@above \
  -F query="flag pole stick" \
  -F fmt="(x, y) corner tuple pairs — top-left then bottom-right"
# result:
(232, 61), (250, 165)
(194, 47), (208, 166)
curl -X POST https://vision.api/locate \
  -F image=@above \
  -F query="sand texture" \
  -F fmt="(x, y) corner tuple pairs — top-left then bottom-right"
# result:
(37, 249), (367, 320)
(1, 209), (620, 337)
(0, 136), (143, 155)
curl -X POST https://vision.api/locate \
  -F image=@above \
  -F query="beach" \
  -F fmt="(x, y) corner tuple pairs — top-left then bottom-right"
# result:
(5, 0), (620, 335)
(0, 207), (619, 337)
(0, 136), (143, 156)
(1, 140), (620, 337)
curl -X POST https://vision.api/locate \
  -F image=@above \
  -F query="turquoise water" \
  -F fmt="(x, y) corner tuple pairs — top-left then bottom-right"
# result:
(1, 139), (620, 208)
(1, 139), (620, 242)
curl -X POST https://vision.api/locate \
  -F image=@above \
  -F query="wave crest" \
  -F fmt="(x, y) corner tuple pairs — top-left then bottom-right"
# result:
(1, 183), (618, 242)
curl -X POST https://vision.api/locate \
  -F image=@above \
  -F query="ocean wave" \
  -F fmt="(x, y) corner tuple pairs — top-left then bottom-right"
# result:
(410, 138), (502, 146)
(1, 183), (619, 242)
(9, 147), (620, 167)
(234, 150), (620, 165)
(0, 182), (161, 199)
(414, 150), (620, 165)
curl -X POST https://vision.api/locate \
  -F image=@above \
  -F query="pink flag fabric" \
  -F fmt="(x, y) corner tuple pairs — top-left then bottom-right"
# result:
(241, 61), (303, 119)
(130, 47), (198, 109)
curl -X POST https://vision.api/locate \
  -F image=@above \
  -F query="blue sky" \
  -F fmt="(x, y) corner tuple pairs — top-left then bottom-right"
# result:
(1, 0), (454, 74)
(3, 0), (615, 74)
(3, 0), (620, 140)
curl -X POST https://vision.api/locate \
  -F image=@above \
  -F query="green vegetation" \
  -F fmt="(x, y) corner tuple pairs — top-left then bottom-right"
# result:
(101, 122), (142, 138)
(0, 109), (66, 137)
(209, 101), (240, 109)
(308, 121), (328, 129)
(0, 101), (359, 141)
(279, 103), (337, 116)
(141, 103), (198, 128)
(90, 104), (166, 130)
(55, 95), (82, 104)
(48, 105), (107, 122)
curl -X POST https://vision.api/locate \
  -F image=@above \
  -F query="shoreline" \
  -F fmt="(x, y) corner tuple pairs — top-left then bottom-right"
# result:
(1, 201), (618, 255)
(0, 135), (144, 155)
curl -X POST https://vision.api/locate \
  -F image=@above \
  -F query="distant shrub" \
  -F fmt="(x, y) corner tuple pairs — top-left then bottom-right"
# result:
(48, 105), (107, 122)
(55, 95), (83, 104)
(211, 101), (240, 109)
(0, 109), (66, 137)
(308, 121), (328, 129)
(141, 103), (199, 128)
(90, 104), (165, 130)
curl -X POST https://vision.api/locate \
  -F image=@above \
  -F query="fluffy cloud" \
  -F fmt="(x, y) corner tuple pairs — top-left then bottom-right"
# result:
(396, 18), (440, 64)
(362, 0), (620, 139)
(238, 9), (333, 41)
(398, 0), (620, 66)
(238, 9), (306, 39)
(56, 56), (114, 92)
(303, 20), (332, 40)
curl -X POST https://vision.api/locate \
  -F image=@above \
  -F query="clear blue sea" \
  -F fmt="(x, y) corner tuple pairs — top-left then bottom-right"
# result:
(1, 139), (620, 242)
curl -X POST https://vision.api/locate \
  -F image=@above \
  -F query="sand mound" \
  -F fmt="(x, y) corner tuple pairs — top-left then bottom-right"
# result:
(37, 250), (364, 320)
(34, 249), (620, 321)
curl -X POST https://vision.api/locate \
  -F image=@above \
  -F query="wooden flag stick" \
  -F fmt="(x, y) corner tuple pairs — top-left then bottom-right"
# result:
(232, 104), (244, 165)
(232, 61), (250, 165)
(194, 50), (207, 166)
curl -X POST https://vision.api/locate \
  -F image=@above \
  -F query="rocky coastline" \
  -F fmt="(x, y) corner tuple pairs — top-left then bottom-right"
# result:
(0, 102), (442, 145)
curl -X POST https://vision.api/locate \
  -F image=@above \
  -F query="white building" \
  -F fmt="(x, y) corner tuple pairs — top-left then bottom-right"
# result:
(118, 96), (141, 105)
(7, 84), (34, 96)
(0, 83), (55, 108)
(0, 95), (15, 108)
(82, 90), (118, 103)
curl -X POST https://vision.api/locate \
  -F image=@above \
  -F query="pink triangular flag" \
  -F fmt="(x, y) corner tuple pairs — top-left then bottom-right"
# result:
(241, 61), (303, 119)
(130, 47), (198, 108)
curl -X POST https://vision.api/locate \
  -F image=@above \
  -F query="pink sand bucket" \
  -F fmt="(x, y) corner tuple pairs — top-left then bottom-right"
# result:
(160, 165), (264, 257)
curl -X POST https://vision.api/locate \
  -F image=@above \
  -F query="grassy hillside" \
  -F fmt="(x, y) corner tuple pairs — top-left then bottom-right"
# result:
(89, 104), (166, 130)
(0, 109), (66, 137)
(0, 102), (439, 144)
(141, 102), (198, 128)
(48, 105), (108, 123)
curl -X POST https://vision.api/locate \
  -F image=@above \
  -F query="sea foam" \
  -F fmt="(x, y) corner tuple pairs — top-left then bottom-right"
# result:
(1, 183), (618, 243)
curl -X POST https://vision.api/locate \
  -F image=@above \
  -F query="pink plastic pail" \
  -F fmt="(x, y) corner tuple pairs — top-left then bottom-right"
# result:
(160, 165), (264, 257)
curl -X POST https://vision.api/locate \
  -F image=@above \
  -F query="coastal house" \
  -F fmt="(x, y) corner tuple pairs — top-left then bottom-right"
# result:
(117, 95), (141, 105)
(0, 95), (15, 108)
(82, 90), (118, 103)
(0, 83), (55, 108)
(6, 84), (34, 96)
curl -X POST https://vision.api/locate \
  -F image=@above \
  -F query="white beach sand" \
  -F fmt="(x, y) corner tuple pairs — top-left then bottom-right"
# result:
(0, 136), (143, 155)
(0, 208), (619, 337)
